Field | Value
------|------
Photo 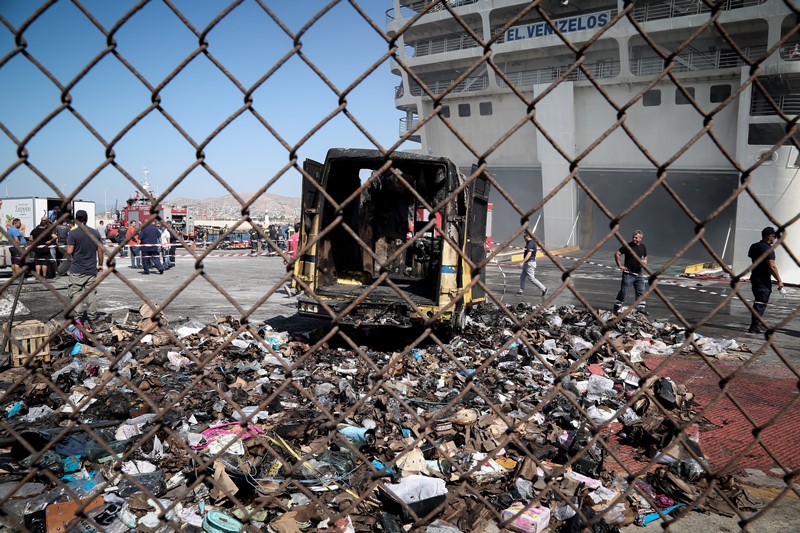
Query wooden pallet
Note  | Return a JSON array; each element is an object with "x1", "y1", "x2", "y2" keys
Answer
[{"x1": 10, "y1": 320, "x2": 51, "y2": 367}]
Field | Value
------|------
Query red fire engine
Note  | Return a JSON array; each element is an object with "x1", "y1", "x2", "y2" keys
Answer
[{"x1": 114, "y1": 169, "x2": 194, "y2": 236}]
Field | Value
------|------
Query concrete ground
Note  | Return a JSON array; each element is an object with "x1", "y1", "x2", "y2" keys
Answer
[{"x1": 1, "y1": 248, "x2": 798, "y2": 531}]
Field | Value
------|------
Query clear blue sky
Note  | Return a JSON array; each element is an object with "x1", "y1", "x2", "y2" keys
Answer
[{"x1": 0, "y1": 0, "x2": 408, "y2": 211}]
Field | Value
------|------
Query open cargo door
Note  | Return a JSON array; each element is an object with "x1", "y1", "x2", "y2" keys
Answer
[
  {"x1": 466, "y1": 164, "x2": 491, "y2": 300},
  {"x1": 73, "y1": 201, "x2": 96, "y2": 229},
  {"x1": 295, "y1": 158, "x2": 325, "y2": 289}
]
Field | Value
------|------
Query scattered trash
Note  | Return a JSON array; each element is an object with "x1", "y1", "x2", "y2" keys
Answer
[{"x1": 0, "y1": 304, "x2": 766, "y2": 531}]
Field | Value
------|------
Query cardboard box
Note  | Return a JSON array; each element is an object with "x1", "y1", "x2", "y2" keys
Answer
[{"x1": 501, "y1": 502, "x2": 551, "y2": 533}]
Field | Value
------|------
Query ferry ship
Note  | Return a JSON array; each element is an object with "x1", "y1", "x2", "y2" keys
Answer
[{"x1": 385, "y1": 0, "x2": 800, "y2": 284}]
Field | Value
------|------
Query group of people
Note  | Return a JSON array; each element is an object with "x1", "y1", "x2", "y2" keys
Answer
[
  {"x1": 5, "y1": 210, "x2": 104, "y2": 327},
  {"x1": 113, "y1": 220, "x2": 180, "y2": 275},
  {"x1": 190, "y1": 222, "x2": 299, "y2": 256},
  {"x1": 517, "y1": 226, "x2": 787, "y2": 334},
  {"x1": 5, "y1": 212, "x2": 185, "y2": 326},
  {"x1": 6, "y1": 217, "x2": 72, "y2": 278}
]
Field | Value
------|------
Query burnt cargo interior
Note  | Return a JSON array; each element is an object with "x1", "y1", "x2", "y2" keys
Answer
[{"x1": 314, "y1": 157, "x2": 459, "y2": 306}]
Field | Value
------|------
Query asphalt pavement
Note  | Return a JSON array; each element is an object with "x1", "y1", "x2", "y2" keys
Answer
[{"x1": 1, "y1": 249, "x2": 799, "y2": 530}]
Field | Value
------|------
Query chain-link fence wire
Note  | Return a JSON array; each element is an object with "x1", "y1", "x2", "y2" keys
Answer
[{"x1": 0, "y1": 0, "x2": 799, "y2": 531}]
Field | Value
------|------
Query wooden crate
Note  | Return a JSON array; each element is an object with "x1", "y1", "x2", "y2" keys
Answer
[{"x1": 10, "y1": 320, "x2": 51, "y2": 367}]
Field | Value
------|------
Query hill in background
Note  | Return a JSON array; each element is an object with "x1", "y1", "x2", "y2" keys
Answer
[{"x1": 169, "y1": 192, "x2": 300, "y2": 223}]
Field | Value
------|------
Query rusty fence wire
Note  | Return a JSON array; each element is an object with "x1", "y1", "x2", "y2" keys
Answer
[{"x1": 0, "y1": 0, "x2": 799, "y2": 532}]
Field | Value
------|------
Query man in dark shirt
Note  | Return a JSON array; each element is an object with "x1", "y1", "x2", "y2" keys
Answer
[
  {"x1": 29, "y1": 217, "x2": 55, "y2": 279},
  {"x1": 66, "y1": 210, "x2": 104, "y2": 323},
  {"x1": 116, "y1": 221, "x2": 128, "y2": 257},
  {"x1": 517, "y1": 231, "x2": 547, "y2": 298},
  {"x1": 168, "y1": 227, "x2": 179, "y2": 266},
  {"x1": 138, "y1": 220, "x2": 165, "y2": 274},
  {"x1": 613, "y1": 230, "x2": 648, "y2": 315},
  {"x1": 55, "y1": 219, "x2": 71, "y2": 276},
  {"x1": 747, "y1": 226, "x2": 786, "y2": 334}
]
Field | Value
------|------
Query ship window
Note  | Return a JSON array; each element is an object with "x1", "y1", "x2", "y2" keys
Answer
[
  {"x1": 441, "y1": 105, "x2": 450, "y2": 118},
  {"x1": 643, "y1": 90, "x2": 661, "y2": 107},
  {"x1": 480, "y1": 102, "x2": 493, "y2": 116},
  {"x1": 458, "y1": 103, "x2": 471, "y2": 117},
  {"x1": 748, "y1": 123, "x2": 799, "y2": 146},
  {"x1": 710, "y1": 84, "x2": 732, "y2": 103},
  {"x1": 675, "y1": 87, "x2": 695, "y2": 105}
]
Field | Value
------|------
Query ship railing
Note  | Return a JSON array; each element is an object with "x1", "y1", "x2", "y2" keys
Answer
[
  {"x1": 633, "y1": 0, "x2": 766, "y2": 23},
  {"x1": 386, "y1": 0, "x2": 480, "y2": 24},
  {"x1": 751, "y1": 94, "x2": 800, "y2": 116},
  {"x1": 410, "y1": 32, "x2": 481, "y2": 57},
  {"x1": 497, "y1": 60, "x2": 621, "y2": 87},
  {"x1": 399, "y1": 116, "x2": 420, "y2": 134},
  {"x1": 408, "y1": 75, "x2": 490, "y2": 96},
  {"x1": 631, "y1": 45, "x2": 767, "y2": 75}
]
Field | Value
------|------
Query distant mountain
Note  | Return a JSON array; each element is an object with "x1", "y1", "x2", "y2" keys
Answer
[{"x1": 167, "y1": 192, "x2": 300, "y2": 222}]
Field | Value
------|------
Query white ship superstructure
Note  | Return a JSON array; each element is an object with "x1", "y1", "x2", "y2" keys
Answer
[{"x1": 386, "y1": 0, "x2": 800, "y2": 284}]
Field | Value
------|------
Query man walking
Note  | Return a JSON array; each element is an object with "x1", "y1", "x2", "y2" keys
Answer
[
  {"x1": 138, "y1": 220, "x2": 165, "y2": 275},
  {"x1": 747, "y1": 226, "x2": 786, "y2": 334},
  {"x1": 517, "y1": 232, "x2": 548, "y2": 298},
  {"x1": 613, "y1": 229, "x2": 648, "y2": 315},
  {"x1": 66, "y1": 210, "x2": 104, "y2": 324}
]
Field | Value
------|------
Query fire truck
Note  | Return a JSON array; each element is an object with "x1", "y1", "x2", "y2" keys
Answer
[{"x1": 116, "y1": 170, "x2": 194, "y2": 236}]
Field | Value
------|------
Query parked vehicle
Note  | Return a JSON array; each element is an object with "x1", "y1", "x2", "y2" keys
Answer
[
  {"x1": 294, "y1": 148, "x2": 490, "y2": 331},
  {"x1": 0, "y1": 198, "x2": 96, "y2": 269},
  {"x1": 220, "y1": 230, "x2": 251, "y2": 249}
]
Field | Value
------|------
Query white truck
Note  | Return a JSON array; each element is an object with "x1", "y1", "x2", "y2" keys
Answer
[{"x1": 0, "y1": 197, "x2": 96, "y2": 269}]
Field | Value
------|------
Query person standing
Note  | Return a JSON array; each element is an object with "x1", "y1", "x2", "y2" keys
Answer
[
  {"x1": 7, "y1": 218, "x2": 27, "y2": 276},
  {"x1": 55, "y1": 219, "x2": 71, "y2": 276},
  {"x1": 168, "y1": 227, "x2": 179, "y2": 266},
  {"x1": 613, "y1": 230, "x2": 648, "y2": 315},
  {"x1": 66, "y1": 210, "x2": 104, "y2": 324},
  {"x1": 747, "y1": 226, "x2": 786, "y2": 334},
  {"x1": 160, "y1": 223, "x2": 173, "y2": 268},
  {"x1": 29, "y1": 217, "x2": 55, "y2": 279},
  {"x1": 249, "y1": 226, "x2": 259, "y2": 255},
  {"x1": 268, "y1": 225, "x2": 278, "y2": 254},
  {"x1": 126, "y1": 221, "x2": 141, "y2": 268},
  {"x1": 116, "y1": 221, "x2": 128, "y2": 257},
  {"x1": 138, "y1": 220, "x2": 164, "y2": 274},
  {"x1": 517, "y1": 232, "x2": 548, "y2": 298},
  {"x1": 286, "y1": 223, "x2": 300, "y2": 260}
]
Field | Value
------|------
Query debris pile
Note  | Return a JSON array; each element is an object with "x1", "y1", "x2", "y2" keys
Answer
[{"x1": 0, "y1": 302, "x2": 763, "y2": 532}]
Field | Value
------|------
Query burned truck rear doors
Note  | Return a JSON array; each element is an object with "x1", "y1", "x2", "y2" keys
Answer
[{"x1": 294, "y1": 149, "x2": 490, "y2": 330}]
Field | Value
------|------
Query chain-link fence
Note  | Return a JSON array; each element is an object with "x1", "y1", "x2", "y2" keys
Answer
[{"x1": 1, "y1": 0, "x2": 799, "y2": 531}]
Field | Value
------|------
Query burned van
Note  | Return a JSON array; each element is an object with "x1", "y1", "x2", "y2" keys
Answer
[{"x1": 293, "y1": 148, "x2": 490, "y2": 330}]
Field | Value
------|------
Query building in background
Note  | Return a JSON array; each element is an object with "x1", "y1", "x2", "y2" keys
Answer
[{"x1": 386, "y1": 0, "x2": 800, "y2": 283}]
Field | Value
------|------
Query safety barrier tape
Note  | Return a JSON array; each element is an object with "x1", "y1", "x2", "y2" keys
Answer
[{"x1": 2, "y1": 243, "x2": 283, "y2": 261}]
